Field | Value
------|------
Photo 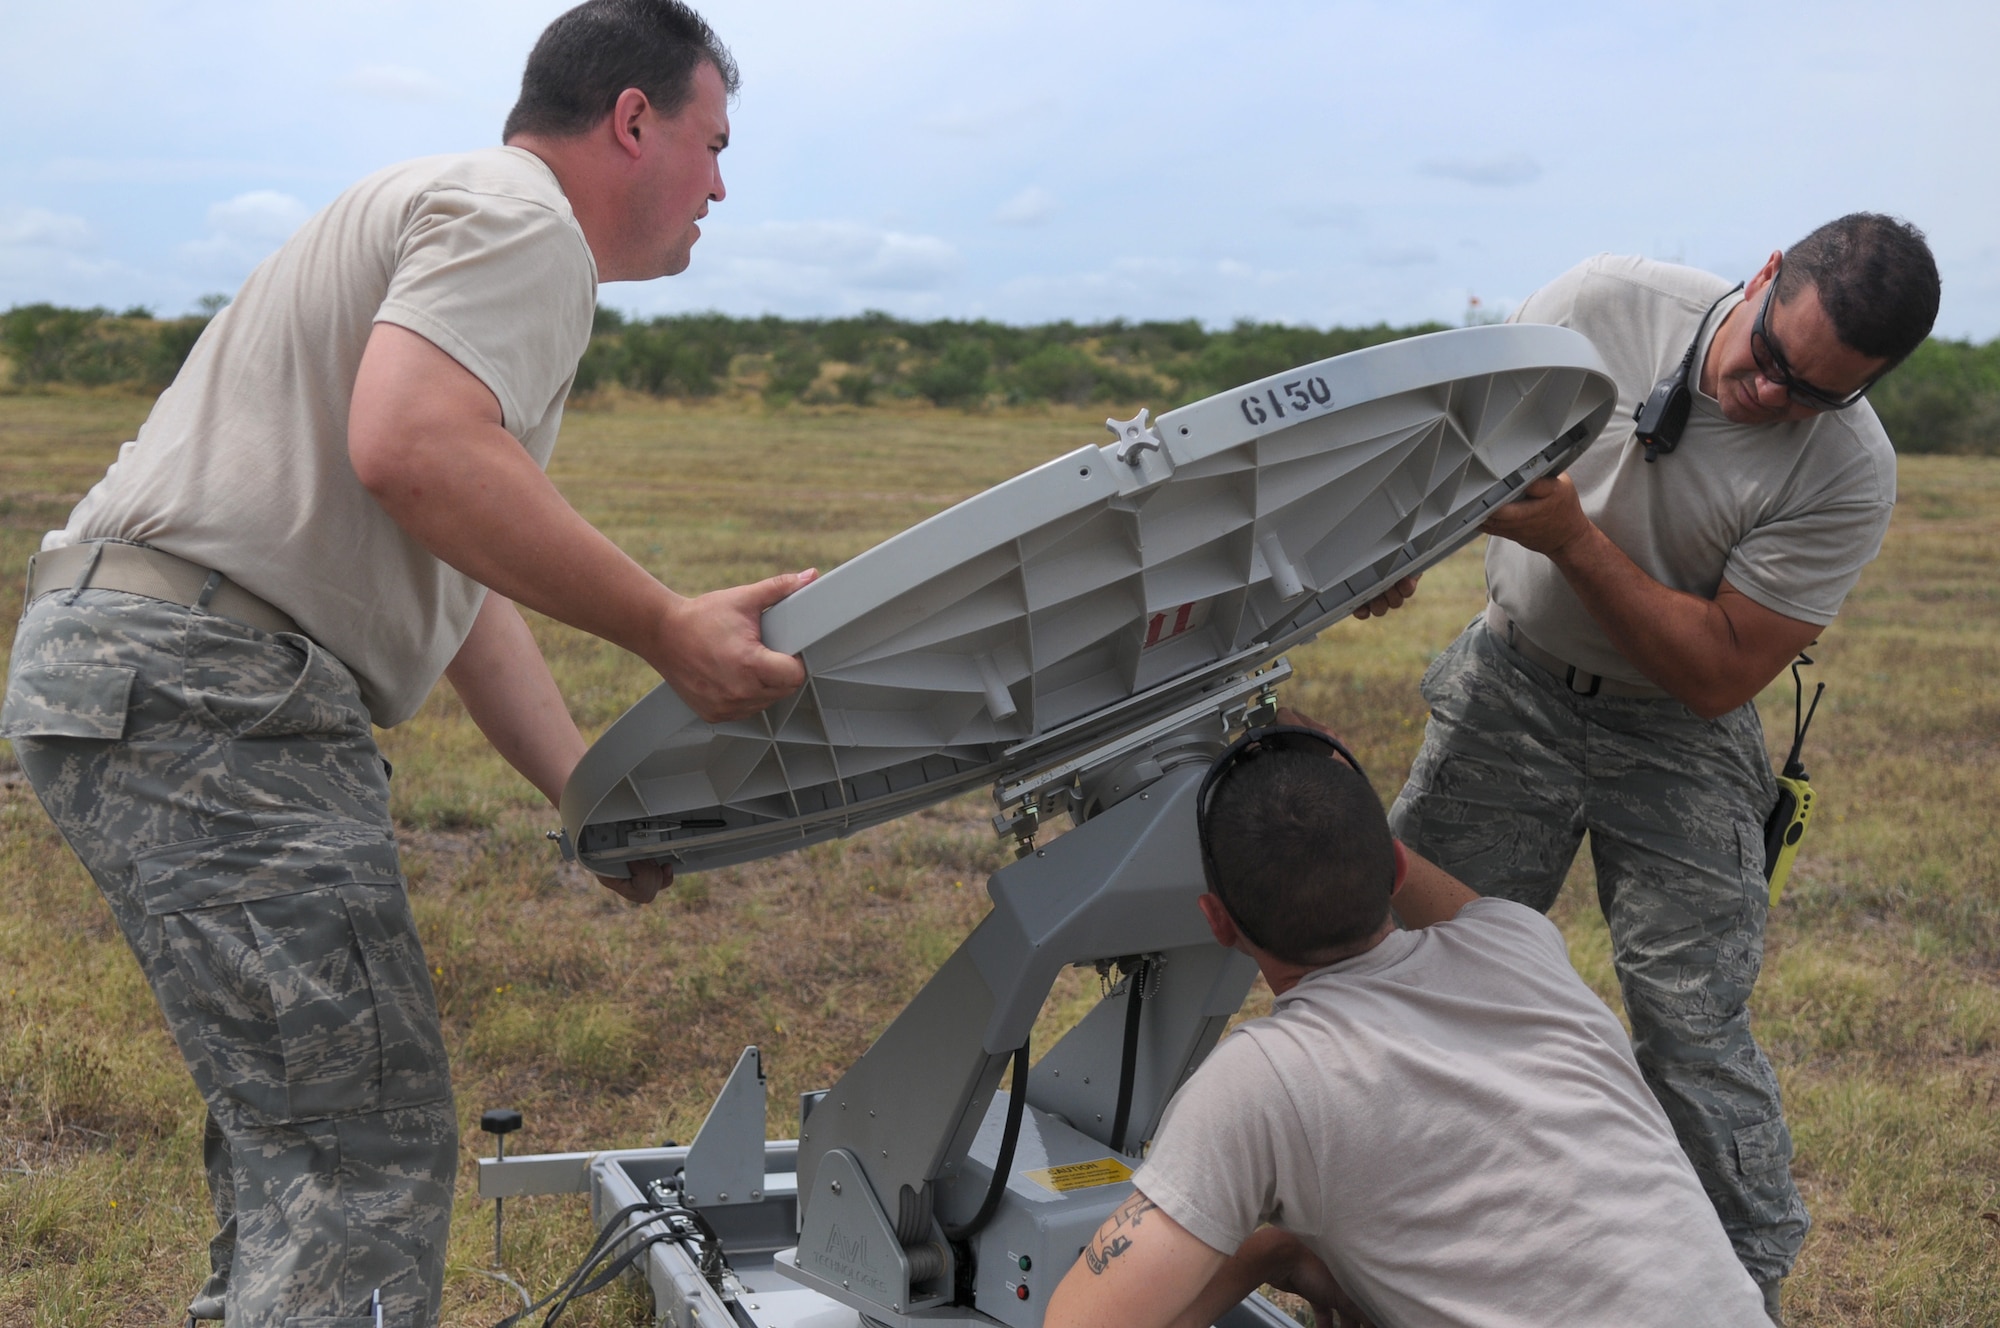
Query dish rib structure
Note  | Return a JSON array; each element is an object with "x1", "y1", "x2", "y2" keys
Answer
[{"x1": 563, "y1": 323, "x2": 1618, "y2": 875}]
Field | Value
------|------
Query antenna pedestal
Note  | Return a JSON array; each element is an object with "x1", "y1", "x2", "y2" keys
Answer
[{"x1": 784, "y1": 761, "x2": 1254, "y2": 1325}]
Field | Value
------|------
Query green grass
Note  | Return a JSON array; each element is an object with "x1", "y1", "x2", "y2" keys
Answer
[{"x1": 1, "y1": 394, "x2": 1996, "y2": 1325}]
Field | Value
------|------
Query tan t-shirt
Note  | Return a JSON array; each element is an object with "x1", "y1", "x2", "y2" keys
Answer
[
  {"x1": 1486, "y1": 254, "x2": 1896, "y2": 684},
  {"x1": 51, "y1": 146, "x2": 597, "y2": 726},
  {"x1": 1131, "y1": 899, "x2": 1769, "y2": 1328}
]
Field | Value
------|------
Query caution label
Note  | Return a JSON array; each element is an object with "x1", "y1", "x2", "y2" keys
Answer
[{"x1": 1022, "y1": 1157, "x2": 1134, "y2": 1194}]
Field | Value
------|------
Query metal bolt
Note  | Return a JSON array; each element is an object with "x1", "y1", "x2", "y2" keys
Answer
[
  {"x1": 843, "y1": 1280, "x2": 850, "y2": 1290},
  {"x1": 751, "y1": 1189, "x2": 761, "y2": 1200},
  {"x1": 831, "y1": 1180, "x2": 843, "y2": 1195},
  {"x1": 869, "y1": 1109, "x2": 876, "y2": 1117},
  {"x1": 881, "y1": 1149, "x2": 889, "y2": 1159},
  {"x1": 1082, "y1": 1076, "x2": 1091, "y2": 1084},
  {"x1": 718, "y1": 1192, "x2": 728, "y2": 1201}
]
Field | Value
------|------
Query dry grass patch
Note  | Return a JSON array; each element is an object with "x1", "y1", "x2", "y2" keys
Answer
[{"x1": 1, "y1": 396, "x2": 1996, "y2": 1324}]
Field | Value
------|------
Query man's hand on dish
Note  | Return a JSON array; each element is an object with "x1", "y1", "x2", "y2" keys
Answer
[
  {"x1": 654, "y1": 569, "x2": 816, "y2": 723},
  {"x1": 596, "y1": 857, "x2": 671, "y2": 905},
  {"x1": 1479, "y1": 474, "x2": 1594, "y2": 560},
  {"x1": 1351, "y1": 573, "x2": 1420, "y2": 620}
]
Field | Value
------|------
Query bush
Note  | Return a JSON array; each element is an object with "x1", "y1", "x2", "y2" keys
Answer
[
  {"x1": 912, "y1": 338, "x2": 992, "y2": 407},
  {"x1": 764, "y1": 344, "x2": 822, "y2": 403},
  {"x1": 1870, "y1": 337, "x2": 2000, "y2": 455},
  {"x1": 619, "y1": 319, "x2": 732, "y2": 397},
  {"x1": 10, "y1": 297, "x2": 1997, "y2": 448},
  {"x1": 1004, "y1": 343, "x2": 1155, "y2": 405},
  {"x1": 0, "y1": 304, "x2": 210, "y2": 390}
]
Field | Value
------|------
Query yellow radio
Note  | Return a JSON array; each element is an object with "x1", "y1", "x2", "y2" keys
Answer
[{"x1": 1762, "y1": 656, "x2": 1824, "y2": 907}]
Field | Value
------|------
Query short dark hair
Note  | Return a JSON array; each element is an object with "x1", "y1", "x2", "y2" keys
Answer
[
  {"x1": 1200, "y1": 747, "x2": 1395, "y2": 965},
  {"x1": 503, "y1": 0, "x2": 739, "y2": 141},
  {"x1": 1777, "y1": 213, "x2": 1940, "y2": 364}
]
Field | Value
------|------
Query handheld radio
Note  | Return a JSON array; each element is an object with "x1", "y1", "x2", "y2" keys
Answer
[
  {"x1": 1634, "y1": 283, "x2": 1743, "y2": 462},
  {"x1": 1762, "y1": 654, "x2": 1825, "y2": 906}
]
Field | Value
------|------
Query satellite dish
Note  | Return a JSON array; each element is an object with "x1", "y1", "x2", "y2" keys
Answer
[{"x1": 562, "y1": 323, "x2": 1616, "y2": 876}]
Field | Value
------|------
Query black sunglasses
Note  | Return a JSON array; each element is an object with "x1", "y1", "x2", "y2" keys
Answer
[
  {"x1": 1748, "y1": 266, "x2": 1884, "y2": 412},
  {"x1": 1195, "y1": 725, "x2": 1367, "y2": 949}
]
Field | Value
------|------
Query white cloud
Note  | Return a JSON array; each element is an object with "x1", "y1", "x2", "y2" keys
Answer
[
  {"x1": 920, "y1": 97, "x2": 1057, "y2": 138},
  {"x1": 208, "y1": 191, "x2": 313, "y2": 240},
  {"x1": 342, "y1": 63, "x2": 452, "y2": 103},
  {"x1": 0, "y1": 206, "x2": 128, "y2": 307},
  {"x1": 177, "y1": 190, "x2": 312, "y2": 282},
  {"x1": 1419, "y1": 153, "x2": 1542, "y2": 187},
  {"x1": 0, "y1": 206, "x2": 149, "y2": 308},
  {"x1": 1284, "y1": 201, "x2": 1363, "y2": 230},
  {"x1": 726, "y1": 220, "x2": 960, "y2": 291},
  {"x1": 994, "y1": 186, "x2": 1057, "y2": 227},
  {"x1": 0, "y1": 205, "x2": 96, "y2": 251},
  {"x1": 41, "y1": 157, "x2": 330, "y2": 184},
  {"x1": 1364, "y1": 243, "x2": 1438, "y2": 267},
  {"x1": 626, "y1": 220, "x2": 965, "y2": 315},
  {"x1": 993, "y1": 256, "x2": 1233, "y2": 322}
]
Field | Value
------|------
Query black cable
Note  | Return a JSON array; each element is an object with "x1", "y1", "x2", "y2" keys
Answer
[
  {"x1": 942, "y1": 1038, "x2": 1030, "y2": 1242},
  {"x1": 542, "y1": 1232, "x2": 678, "y2": 1327},
  {"x1": 1108, "y1": 958, "x2": 1148, "y2": 1153},
  {"x1": 488, "y1": 1199, "x2": 669, "y2": 1328}
]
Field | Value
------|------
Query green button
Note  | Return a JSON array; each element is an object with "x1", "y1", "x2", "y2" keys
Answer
[{"x1": 1018, "y1": 1255, "x2": 1032, "y2": 1272}]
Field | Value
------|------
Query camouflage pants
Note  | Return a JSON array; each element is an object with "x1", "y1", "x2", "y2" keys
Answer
[
  {"x1": 1386, "y1": 619, "x2": 1808, "y2": 1284},
  {"x1": 2, "y1": 588, "x2": 455, "y2": 1327}
]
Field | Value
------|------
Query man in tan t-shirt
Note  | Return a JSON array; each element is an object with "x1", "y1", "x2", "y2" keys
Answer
[
  {"x1": 1045, "y1": 715, "x2": 1772, "y2": 1328},
  {"x1": 1380, "y1": 215, "x2": 1940, "y2": 1318},
  {"x1": 2, "y1": 4, "x2": 795, "y2": 1325}
]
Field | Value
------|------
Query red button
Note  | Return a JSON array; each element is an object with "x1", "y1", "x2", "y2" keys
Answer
[{"x1": 1016, "y1": 1284, "x2": 1030, "y2": 1301}]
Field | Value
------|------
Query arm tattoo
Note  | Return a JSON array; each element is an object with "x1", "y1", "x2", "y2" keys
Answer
[{"x1": 1083, "y1": 1193, "x2": 1159, "y2": 1275}]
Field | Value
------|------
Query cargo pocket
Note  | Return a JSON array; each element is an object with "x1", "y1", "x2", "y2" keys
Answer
[
  {"x1": 1734, "y1": 1115, "x2": 1792, "y2": 1177},
  {"x1": 0, "y1": 661, "x2": 137, "y2": 740},
  {"x1": 137, "y1": 822, "x2": 448, "y2": 1124}
]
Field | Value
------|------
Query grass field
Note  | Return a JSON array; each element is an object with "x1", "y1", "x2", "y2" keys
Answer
[{"x1": 1, "y1": 390, "x2": 1995, "y2": 1326}]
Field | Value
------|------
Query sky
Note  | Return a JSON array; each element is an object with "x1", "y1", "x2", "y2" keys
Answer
[{"x1": 4, "y1": 0, "x2": 1997, "y2": 338}]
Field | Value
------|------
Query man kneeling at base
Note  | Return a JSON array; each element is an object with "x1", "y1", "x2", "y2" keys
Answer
[{"x1": 1045, "y1": 714, "x2": 1773, "y2": 1328}]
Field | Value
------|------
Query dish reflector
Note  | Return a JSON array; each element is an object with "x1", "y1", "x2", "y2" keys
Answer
[{"x1": 563, "y1": 323, "x2": 1616, "y2": 874}]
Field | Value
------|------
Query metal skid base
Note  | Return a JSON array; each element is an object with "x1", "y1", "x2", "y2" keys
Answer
[{"x1": 486, "y1": 1134, "x2": 1299, "y2": 1328}]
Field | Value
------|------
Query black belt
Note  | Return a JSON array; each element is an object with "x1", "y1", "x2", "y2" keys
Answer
[
  {"x1": 1483, "y1": 603, "x2": 1671, "y2": 700},
  {"x1": 25, "y1": 542, "x2": 301, "y2": 639}
]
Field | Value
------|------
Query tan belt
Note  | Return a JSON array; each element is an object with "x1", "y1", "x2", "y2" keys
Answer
[
  {"x1": 1483, "y1": 603, "x2": 1671, "y2": 700},
  {"x1": 24, "y1": 542, "x2": 301, "y2": 639}
]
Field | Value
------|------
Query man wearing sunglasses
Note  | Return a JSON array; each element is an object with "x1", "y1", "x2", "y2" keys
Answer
[
  {"x1": 1046, "y1": 715, "x2": 1771, "y2": 1328},
  {"x1": 1382, "y1": 214, "x2": 1940, "y2": 1318}
]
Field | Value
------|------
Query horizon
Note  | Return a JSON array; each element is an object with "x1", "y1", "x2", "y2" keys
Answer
[{"x1": 5, "y1": 1, "x2": 1997, "y2": 340}]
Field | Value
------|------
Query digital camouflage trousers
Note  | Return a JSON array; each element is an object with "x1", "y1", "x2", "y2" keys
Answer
[
  {"x1": 2, "y1": 587, "x2": 455, "y2": 1327},
  {"x1": 1386, "y1": 618, "x2": 1808, "y2": 1285}
]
